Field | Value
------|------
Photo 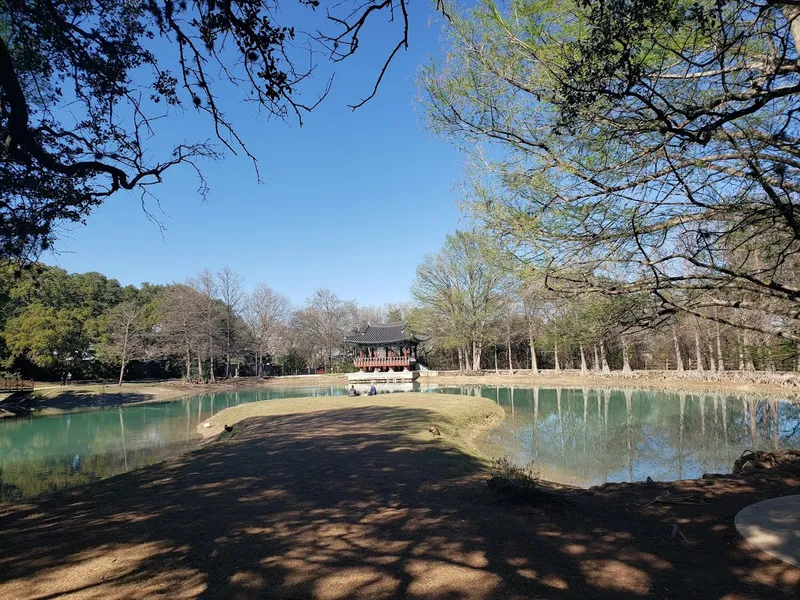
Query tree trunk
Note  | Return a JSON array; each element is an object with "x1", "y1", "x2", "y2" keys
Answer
[
  {"x1": 118, "y1": 360, "x2": 127, "y2": 387},
  {"x1": 472, "y1": 340, "x2": 482, "y2": 372},
  {"x1": 783, "y1": 6, "x2": 800, "y2": 57},
  {"x1": 672, "y1": 327, "x2": 684, "y2": 372},
  {"x1": 118, "y1": 329, "x2": 129, "y2": 386},
  {"x1": 579, "y1": 344, "x2": 588, "y2": 375},
  {"x1": 694, "y1": 329, "x2": 704, "y2": 372},
  {"x1": 185, "y1": 349, "x2": 192, "y2": 382},
  {"x1": 457, "y1": 347, "x2": 464, "y2": 371},
  {"x1": 494, "y1": 347, "x2": 499, "y2": 374},
  {"x1": 507, "y1": 326, "x2": 513, "y2": 374},
  {"x1": 707, "y1": 342, "x2": 716, "y2": 372},
  {"x1": 600, "y1": 340, "x2": 610, "y2": 373},
  {"x1": 464, "y1": 345, "x2": 472, "y2": 372},
  {"x1": 593, "y1": 345, "x2": 600, "y2": 371},
  {"x1": 553, "y1": 340, "x2": 561, "y2": 372},
  {"x1": 621, "y1": 336, "x2": 632, "y2": 374},
  {"x1": 118, "y1": 320, "x2": 131, "y2": 386},
  {"x1": 208, "y1": 331, "x2": 216, "y2": 383},
  {"x1": 197, "y1": 355, "x2": 204, "y2": 383},
  {"x1": 528, "y1": 319, "x2": 538, "y2": 375},
  {"x1": 738, "y1": 333, "x2": 745, "y2": 370},
  {"x1": 678, "y1": 393, "x2": 685, "y2": 479},
  {"x1": 715, "y1": 320, "x2": 725, "y2": 371},
  {"x1": 742, "y1": 333, "x2": 755, "y2": 371}
]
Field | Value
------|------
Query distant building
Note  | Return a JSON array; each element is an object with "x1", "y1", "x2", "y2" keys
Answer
[{"x1": 345, "y1": 323, "x2": 428, "y2": 380}]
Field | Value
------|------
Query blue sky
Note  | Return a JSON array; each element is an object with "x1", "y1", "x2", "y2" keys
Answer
[{"x1": 44, "y1": 6, "x2": 467, "y2": 307}]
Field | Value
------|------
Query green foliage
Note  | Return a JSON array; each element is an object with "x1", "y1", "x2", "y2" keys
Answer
[
  {"x1": 3, "y1": 302, "x2": 88, "y2": 369},
  {"x1": 422, "y1": 0, "x2": 800, "y2": 340},
  {"x1": 279, "y1": 351, "x2": 308, "y2": 375},
  {"x1": 411, "y1": 230, "x2": 507, "y2": 361}
]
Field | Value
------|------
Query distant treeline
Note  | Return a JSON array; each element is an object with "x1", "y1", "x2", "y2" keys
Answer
[
  {"x1": 2, "y1": 247, "x2": 798, "y2": 385},
  {"x1": 0, "y1": 264, "x2": 414, "y2": 384},
  {"x1": 410, "y1": 231, "x2": 800, "y2": 375}
]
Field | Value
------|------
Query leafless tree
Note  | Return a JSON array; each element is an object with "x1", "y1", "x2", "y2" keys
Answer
[
  {"x1": 156, "y1": 284, "x2": 205, "y2": 381},
  {"x1": 411, "y1": 231, "x2": 505, "y2": 371},
  {"x1": 217, "y1": 267, "x2": 245, "y2": 378},
  {"x1": 98, "y1": 301, "x2": 149, "y2": 385},
  {"x1": 245, "y1": 283, "x2": 291, "y2": 376},
  {"x1": 189, "y1": 269, "x2": 223, "y2": 383},
  {"x1": 292, "y1": 289, "x2": 357, "y2": 372}
]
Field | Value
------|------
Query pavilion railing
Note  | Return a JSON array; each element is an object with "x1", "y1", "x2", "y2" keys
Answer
[{"x1": 353, "y1": 357, "x2": 412, "y2": 368}]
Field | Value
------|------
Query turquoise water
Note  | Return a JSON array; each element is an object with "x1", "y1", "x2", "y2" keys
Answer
[
  {"x1": 436, "y1": 385, "x2": 800, "y2": 487},
  {"x1": 1, "y1": 384, "x2": 798, "y2": 500}
]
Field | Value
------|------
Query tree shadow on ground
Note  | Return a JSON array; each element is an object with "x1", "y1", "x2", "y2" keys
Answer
[
  {"x1": 0, "y1": 405, "x2": 797, "y2": 599},
  {"x1": 28, "y1": 389, "x2": 162, "y2": 412}
]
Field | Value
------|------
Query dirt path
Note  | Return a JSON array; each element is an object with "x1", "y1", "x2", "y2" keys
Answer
[{"x1": 0, "y1": 396, "x2": 797, "y2": 599}]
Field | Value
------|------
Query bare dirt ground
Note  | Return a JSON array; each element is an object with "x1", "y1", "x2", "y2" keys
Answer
[{"x1": 0, "y1": 393, "x2": 797, "y2": 599}]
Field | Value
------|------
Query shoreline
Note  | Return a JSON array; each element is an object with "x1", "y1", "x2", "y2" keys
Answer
[
  {"x1": 0, "y1": 375, "x2": 350, "y2": 419},
  {"x1": 1, "y1": 392, "x2": 797, "y2": 598},
  {"x1": 197, "y1": 393, "x2": 506, "y2": 460},
  {"x1": 2, "y1": 368, "x2": 799, "y2": 421},
  {"x1": 419, "y1": 369, "x2": 800, "y2": 398}
]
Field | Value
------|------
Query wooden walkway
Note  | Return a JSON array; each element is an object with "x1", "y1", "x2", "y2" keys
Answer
[{"x1": 0, "y1": 378, "x2": 34, "y2": 393}]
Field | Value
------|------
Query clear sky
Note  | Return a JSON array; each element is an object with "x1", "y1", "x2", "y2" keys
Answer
[{"x1": 43, "y1": 6, "x2": 467, "y2": 307}]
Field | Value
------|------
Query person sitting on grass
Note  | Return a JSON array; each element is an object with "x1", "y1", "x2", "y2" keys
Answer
[
  {"x1": 348, "y1": 385, "x2": 360, "y2": 397},
  {"x1": 368, "y1": 384, "x2": 377, "y2": 396}
]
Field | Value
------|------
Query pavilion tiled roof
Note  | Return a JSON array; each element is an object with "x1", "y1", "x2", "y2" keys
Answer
[{"x1": 345, "y1": 323, "x2": 427, "y2": 345}]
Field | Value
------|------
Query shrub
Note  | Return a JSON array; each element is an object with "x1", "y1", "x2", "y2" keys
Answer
[{"x1": 488, "y1": 456, "x2": 540, "y2": 492}]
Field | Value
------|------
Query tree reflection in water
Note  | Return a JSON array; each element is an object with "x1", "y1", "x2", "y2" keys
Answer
[{"x1": 1, "y1": 384, "x2": 798, "y2": 499}]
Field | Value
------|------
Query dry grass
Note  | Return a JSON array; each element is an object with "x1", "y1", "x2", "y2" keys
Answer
[
  {"x1": 422, "y1": 370, "x2": 800, "y2": 398},
  {"x1": 201, "y1": 392, "x2": 505, "y2": 459}
]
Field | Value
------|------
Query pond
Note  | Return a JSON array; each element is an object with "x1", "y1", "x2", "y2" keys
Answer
[
  {"x1": 0, "y1": 383, "x2": 798, "y2": 501},
  {"x1": 441, "y1": 385, "x2": 800, "y2": 487}
]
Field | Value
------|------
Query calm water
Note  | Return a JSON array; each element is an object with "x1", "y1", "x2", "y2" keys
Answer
[
  {"x1": 1, "y1": 384, "x2": 798, "y2": 500},
  {"x1": 440, "y1": 385, "x2": 800, "y2": 487}
]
